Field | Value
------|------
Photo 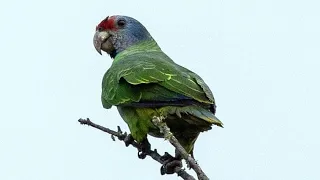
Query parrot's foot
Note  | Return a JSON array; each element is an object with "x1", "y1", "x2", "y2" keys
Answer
[
  {"x1": 123, "y1": 134, "x2": 134, "y2": 147},
  {"x1": 137, "y1": 138, "x2": 151, "y2": 159},
  {"x1": 160, "y1": 152, "x2": 182, "y2": 175}
]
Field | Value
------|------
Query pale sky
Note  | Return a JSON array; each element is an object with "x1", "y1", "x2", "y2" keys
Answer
[{"x1": 1, "y1": 0, "x2": 319, "y2": 180}]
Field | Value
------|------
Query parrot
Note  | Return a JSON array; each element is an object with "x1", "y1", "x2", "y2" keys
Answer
[{"x1": 93, "y1": 15, "x2": 223, "y2": 170}]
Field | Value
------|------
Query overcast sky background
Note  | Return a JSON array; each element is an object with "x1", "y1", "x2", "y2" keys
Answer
[{"x1": 1, "y1": 0, "x2": 319, "y2": 180}]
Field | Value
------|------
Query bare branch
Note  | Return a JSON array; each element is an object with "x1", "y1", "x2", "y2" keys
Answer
[
  {"x1": 152, "y1": 116, "x2": 210, "y2": 180},
  {"x1": 78, "y1": 118, "x2": 195, "y2": 180}
]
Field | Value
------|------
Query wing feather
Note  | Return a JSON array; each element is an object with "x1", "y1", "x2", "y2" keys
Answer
[{"x1": 101, "y1": 51, "x2": 215, "y2": 108}]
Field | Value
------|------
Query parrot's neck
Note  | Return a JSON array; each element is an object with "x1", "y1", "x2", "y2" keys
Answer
[{"x1": 113, "y1": 40, "x2": 161, "y2": 62}]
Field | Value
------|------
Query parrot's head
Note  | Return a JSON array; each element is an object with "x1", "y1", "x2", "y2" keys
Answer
[{"x1": 93, "y1": 15, "x2": 154, "y2": 58}]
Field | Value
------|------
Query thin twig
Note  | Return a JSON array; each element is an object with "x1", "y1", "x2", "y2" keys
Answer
[
  {"x1": 152, "y1": 116, "x2": 209, "y2": 180},
  {"x1": 78, "y1": 118, "x2": 195, "y2": 180}
]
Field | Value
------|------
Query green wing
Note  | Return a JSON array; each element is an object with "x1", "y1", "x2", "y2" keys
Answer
[{"x1": 102, "y1": 51, "x2": 215, "y2": 108}]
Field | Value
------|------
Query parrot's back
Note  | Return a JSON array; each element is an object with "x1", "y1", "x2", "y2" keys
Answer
[{"x1": 101, "y1": 41, "x2": 222, "y2": 154}]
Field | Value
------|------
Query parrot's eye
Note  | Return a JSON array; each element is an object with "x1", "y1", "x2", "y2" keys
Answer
[{"x1": 117, "y1": 19, "x2": 126, "y2": 27}]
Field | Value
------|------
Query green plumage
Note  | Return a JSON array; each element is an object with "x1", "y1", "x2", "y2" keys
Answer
[{"x1": 102, "y1": 40, "x2": 222, "y2": 155}]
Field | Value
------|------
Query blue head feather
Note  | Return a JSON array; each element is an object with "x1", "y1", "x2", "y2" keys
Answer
[{"x1": 109, "y1": 16, "x2": 155, "y2": 57}]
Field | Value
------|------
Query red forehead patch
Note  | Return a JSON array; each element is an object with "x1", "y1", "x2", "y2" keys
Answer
[{"x1": 96, "y1": 16, "x2": 116, "y2": 30}]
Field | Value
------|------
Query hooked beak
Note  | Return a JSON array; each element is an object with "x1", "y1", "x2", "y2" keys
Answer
[{"x1": 93, "y1": 31, "x2": 110, "y2": 55}]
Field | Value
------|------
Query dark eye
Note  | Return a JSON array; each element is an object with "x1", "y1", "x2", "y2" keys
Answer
[{"x1": 117, "y1": 19, "x2": 126, "y2": 27}]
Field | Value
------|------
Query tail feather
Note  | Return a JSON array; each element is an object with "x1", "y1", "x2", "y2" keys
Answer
[
  {"x1": 160, "y1": 105, "x2": 223, "y2": 127},
  {"x1": 158, "y1": 105, "x2": 223, "y2": 157}
]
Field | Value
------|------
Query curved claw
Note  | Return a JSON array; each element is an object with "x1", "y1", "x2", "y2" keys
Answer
[
  {"x1": 161, "y1": 159, "x2": 182, "y2": 175},
  {"x1": 137, "y1": 138, "x2": 151, "y2": 159},
  {"x1": 138, "y1": 151, "x2": 147, "y2": 159}
]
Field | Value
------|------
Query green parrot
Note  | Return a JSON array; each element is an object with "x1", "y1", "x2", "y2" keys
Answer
[{"x1": 93, "y1": 15, "x2": 223, "y2": 159}]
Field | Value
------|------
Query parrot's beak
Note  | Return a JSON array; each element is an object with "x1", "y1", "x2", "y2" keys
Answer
[{"x1": 93, "y1": 31, "x2": 110, "y2": 55}]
